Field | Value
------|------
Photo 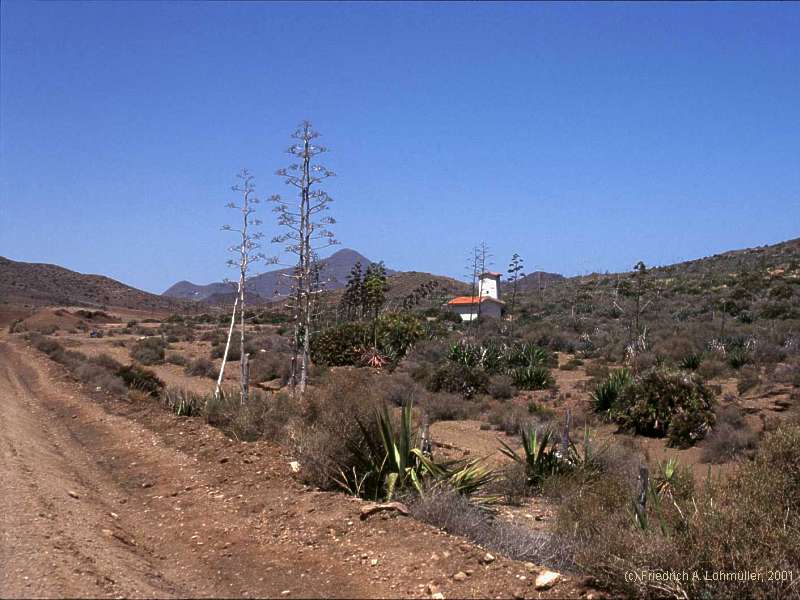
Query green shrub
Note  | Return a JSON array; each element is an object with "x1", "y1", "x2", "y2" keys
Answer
[
  {"x1": 130, "y1": 337, "x2": 166, "y2": 365},
  {"x1": 116, "y1": 364, "x2": 164, "y2": 397},
  {"x1": 310, "y1": 322, "x2": 370, "y2": 366},
  {"x1": 377, "y1": 312, "x2": 426, "y2": 361},
  {"x1": 428, "y1": 362, "x2": 489, "y2": 398},
  {"x1": 613, "y1": 368, "x2": 716, "y2": 447}
]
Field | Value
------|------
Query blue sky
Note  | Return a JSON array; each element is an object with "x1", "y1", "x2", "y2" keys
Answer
[{"x1": 1, "y1": 1, "x2": 798, "y2": 293}]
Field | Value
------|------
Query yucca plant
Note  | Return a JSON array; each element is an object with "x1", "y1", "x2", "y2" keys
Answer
[
  {"x1": 163, "y1": 388, "x2": 204, "y2": 417},
  {"x1": 591, "y1": 368, "x2": 633, "y2": 413},
  {"x1": 727, "y1": 346, "x2": 750, "y2": 369},
  {"x1": 479, "y1": 342, "x2": 505, "y2": 374},
  {"x1": 678, "y1": 352, "x2": 703, "y2": 371},
  {"x1": 448, "y1": 341, "x2": 482, "y2": 368},
  {"x1": 339, "y1": 401, "x2": 495, "y2": 501},
  {"x1": 512, "y1": 365, "x2": 554, "y2": 390},
  {"x1": 505, "y1": 342, "x2": 549, "y2": 369},
  {"x1": 499, "y1": 427, "x2": 563, "y2": 488}
]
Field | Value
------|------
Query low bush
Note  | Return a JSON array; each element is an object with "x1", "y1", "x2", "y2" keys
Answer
[
  {"x1": 184, "y1": 357, "x2": 219, "y2": 379},
  {"x1": 249, "y1": 352, "x2": 291, "y2": 384},
  {"x1": 428, "y1": 362, "x2": 489, "y2": 398},
  {"x1": 697, "y1": 356, "x2": 728, "y2": 380},
  {"x1": 559, "y1": 356, "x2": 584, "y2": 370},
  {"x1": 205, "y1": 389, "x2": 296, "y2": 442},
  {"x1": 558, "y1": 425, "x2": 800, "y2": 598},
  {"x1": 211, "y1": 338, "x2": 242, "y2": 361},
  {"x1": 737, "y1": 365, "x2": 761, "y2": 394},
  {"x1": 701, "y1": 404, "x2": 758, "y2": 463},
  {"x1": 309, "y1": 322, "x2": 369, "y2": 367},
  {"x1": 612, "y1": 368, "x2": 716, "y2": 447},
  {"x1": 116, "y1": 364, "x2": 164, "y2": 397},
  {"x1": 166, "y1": 352, "x2": 188, "y2": 366},
  {"x1": 409, "y1": 487, "x2": 566, "y2": 567},
  {"x1": 130, "y1": 337, "x2": 166, "y2": 365},
  {"x1": 293, "y1": 370, "x2": 386, "y2": 490},
  {"x1": 422, "y1": 392, "x2": 478, "y2": 422},
  {"x1": 487, "y1": 374, "x2": 515, "y2": 399}
]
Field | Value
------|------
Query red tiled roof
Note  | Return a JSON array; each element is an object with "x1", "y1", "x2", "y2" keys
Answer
[
  {"x1": 447, "y1": 295, "x2": 504, "y2": 306},
  {"x1": 480, "y1": 271, "x2": 502, "y2": 278}
]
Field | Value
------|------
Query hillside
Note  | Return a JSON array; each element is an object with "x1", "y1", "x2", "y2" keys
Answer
[
  {"x1": 163, "y1": 248, "x2": 392, "y2": 302},
  {"x1": 0, "y1": 256, "x2": 186, "y2": 311},
  {"x1": 511, "y1": 237, "x2": 800, "y2": 358}
]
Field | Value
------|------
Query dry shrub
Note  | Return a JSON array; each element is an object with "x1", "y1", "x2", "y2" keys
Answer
[
  {"x1": 409, "y1": 487, "x2": 566, "y2": 567},
  {"x1": 249, "y1": 351, "x2": 291, "y2": 384},
  {"x1": 423, "y1": 392, "x2": 480, "y2": 422},
  {"x1": 487, "y1": 401, "x2": 550, "y2": 435},
  {"x1": 292, "y1": 370, "x2": 386, "y2": 490},
  {"x1": 697, "y1": 356, "x2": 728, "y2": 380},
  {"x1": 130, "y1": 337, "x2": 166, "y2": 365},
  {"x1": 736, "y1": 365, "x2": 761, "y2": 394},
  {"x1": 701, "y1": 404, "x2": 758, "y2": 463},
  {"x1": 184, "y1": 357, "x2": 218, "y2": 379},
  {"x1": 773, "y1": 359, "x2": 800, "y2": 387},
  {"x1": 557, "y1": 425, "x2": 800, "y2": 599},
  {"x1": 488, "y1": 374, "x2": 515, "y2": 399},
  {"x1": 166, "y1": 352, "x2": 188, "y2": 366},
  {"x1": 73, "y1": 362, "x2": 127, "y2": 395},
  {"x1": 204, "y1": 389, "x2": 296, "y2": 442},
  {"x1": 376, "y1": 371, "x2": 420, "y2": 407}
]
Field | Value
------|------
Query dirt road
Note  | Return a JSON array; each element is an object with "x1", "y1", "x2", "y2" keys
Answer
[{"x1": 0, "y1": 335, "x2": 586, "y2": 599}]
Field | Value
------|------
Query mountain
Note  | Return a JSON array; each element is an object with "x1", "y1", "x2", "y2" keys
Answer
[
  {"x1": 163, "y1": 248, "x2": 392, "y2": 303},
  {"x1": 507, "y1": 270, "x2": 565, "y2": 292},
  {"x1": 0, "y1": 256, "x2": 186, "y2": 311}
]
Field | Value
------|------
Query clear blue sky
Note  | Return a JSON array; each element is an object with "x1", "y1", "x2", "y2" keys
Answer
[{"x1": 2, "y1": 1, "x2": 798, "y2": 293}]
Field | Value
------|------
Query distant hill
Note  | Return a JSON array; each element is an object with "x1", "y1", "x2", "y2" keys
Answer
[
  {"x1": 163, "y1": 248, "x2": 394, "y2": 303},
  {"x1": 513, "y1": 237, "x2": 800, "y2": 325},
  {"x1": 506, "y1": 270, "x2": 565, "y2": 292},
  {"x1": 0, "y1": 256, "x2": 186, "y2": 311}
]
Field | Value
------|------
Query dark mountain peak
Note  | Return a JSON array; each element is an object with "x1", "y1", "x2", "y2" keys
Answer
[{"x1": 163, "y1": 248, "x2": 390, "y2": 303}]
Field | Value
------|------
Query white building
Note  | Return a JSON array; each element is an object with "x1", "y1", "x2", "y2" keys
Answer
[{"x1": 446, "y1": 271, "x2": 505, "y2": 321}]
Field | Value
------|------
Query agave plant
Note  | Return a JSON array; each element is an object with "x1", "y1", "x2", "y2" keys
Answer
[
  {"x1": 678, "y1": 352, "x2": 703, "y2": 371},
  {"x1": 163, "y1": 388, "x2": 204, "y2": 417},
  {"x1": 505, "y1": 342, "x2": 550, "y2": 369},
  {"x1": 339, "y1": 401, "x2": 495, "y2": 502},
  {"x1": 591, "y1": 368, "x2": 633, "y2": 413},
  {"x1": 360, "y1": 346, "x2": 389, "y2": 369},
  {"x1": 512, "y1": 365, "x2": 554, "y2": 390},
  {"x1": 448, "y1": 341, "x2": 482, "y2": 368},
  {"x1": 498, "y1": 427, "x2": 563, "y2": 487}
]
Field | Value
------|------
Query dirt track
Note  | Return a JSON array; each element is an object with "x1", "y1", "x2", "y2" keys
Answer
[{"x1": 0, "y1": 335, "x2": 588, "y2": 599}]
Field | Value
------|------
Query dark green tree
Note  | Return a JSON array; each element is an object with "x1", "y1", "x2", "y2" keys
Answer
[
  {"x1": 507, "y1": 253, "x2": 525, "y2": 320},
  {"x1": 340, "y1": 261, "x2": 364, "y2": 321},
  {"x1": 363, "y1": 262, "x2": 389, "y2": 343}
]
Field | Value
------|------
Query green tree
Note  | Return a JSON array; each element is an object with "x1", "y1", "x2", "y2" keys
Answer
[
  {"x1": 507, "y1": 253, "x2": 525, "y2": 321},
  {"x1": 363, "y1": 262, "x2": 389, "y2": 343},
  {"x1": 340, "y1": 261, "x2": 365, "y2": 321}
]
